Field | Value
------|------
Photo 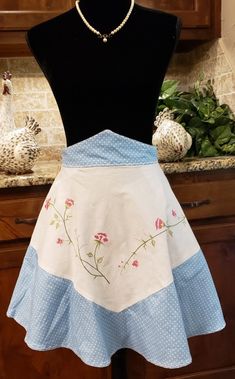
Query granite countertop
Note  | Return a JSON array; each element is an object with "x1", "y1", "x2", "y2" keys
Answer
[
  {"x1": 1, "y1": 156, "x2": 235, "y2": 189},
  {"x1": 160, "y1": 155, "x2": 235, "y2": 174},
  {"x1": 0, "y1": 161, "x2": 61, "y2": 189}
]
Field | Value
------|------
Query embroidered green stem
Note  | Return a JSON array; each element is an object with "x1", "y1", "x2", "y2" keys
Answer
[
  {"x1": 93, "y1": 242, "x2": 100, "y2": 270},
  {"x1": 75, "y1": 234, "x2": 110, "y2": 284},
  {"x1": 122, "y1": 216, "x2": 186, "y2": 271},
  {"x1": 49, "y1": 201, "x2": 110, "y2": 284},
  {"x1": 50, "y1": 203, "x2": 74, "y2": 245}
]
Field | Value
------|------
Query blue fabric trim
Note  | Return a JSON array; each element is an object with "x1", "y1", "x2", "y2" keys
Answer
[
  {"x1": 62, "y1": 130, "x2": 157, "y2": 167},
  {"x1": 7, "y1": 247, "x2": 225, "y2": 368}
]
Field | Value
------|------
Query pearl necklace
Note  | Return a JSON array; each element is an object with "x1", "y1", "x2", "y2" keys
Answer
[{"x1": 75, "y1": 0, "x2": 135, "y2": 43}]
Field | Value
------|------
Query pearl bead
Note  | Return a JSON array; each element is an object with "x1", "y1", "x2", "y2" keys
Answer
[{"x1": 75, "y1": 0, "x2": 135, "y2": 43}]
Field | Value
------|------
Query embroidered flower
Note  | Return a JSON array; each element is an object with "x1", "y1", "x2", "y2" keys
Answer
[
  {"x1": 172, "y1": 209, "x2": 177, "y2": 217},
  {"x1": 65, "y1": 198, "x2": 74, "y2": 208},
  {"x1": 56, "y1": 238, "x2": 64, "y2": 245},
  {"x1": 132, "y1": 260, "x2": 139, "y2": 268},
  {"x1": 94, "y1": 232, "x2": 109, "y2": 244},
  {"x1": 155, "y1": 218, "x2": 165, "y2": 230},
  {"x1": 44, "y1": 198, "x2": 51, "y2": 210}
]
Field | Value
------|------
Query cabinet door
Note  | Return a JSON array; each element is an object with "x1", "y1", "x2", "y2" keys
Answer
[
  {"x1": 0, "y1": 0, "x2": 74, "y2": 30},
  {"x1": 136, "y1": 0, "x2": 221, "y2": 39},
  {"x1": 0, "y1": 0, "x2": 74, "y2": 56}
]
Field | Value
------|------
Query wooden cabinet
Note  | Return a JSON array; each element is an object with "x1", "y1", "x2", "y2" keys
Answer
[
  {"x1": 0, "y1": 0, "x2": 74, "y2": 56},
  {"x1": 126, "y1": 168, "x2": 235, "y2": 379},
  {"x1": 1, "y1": 167, "x2": 235, "y2": 379},
  {"x1": 136, "y1": 0, "x2": 221, "y2": 40},
  {"x1": 0, "y1": 184, "x2": 112, "y2": 379},
  {"x1": 0, "y1": 0, "x2": 221, "y2": 56}
]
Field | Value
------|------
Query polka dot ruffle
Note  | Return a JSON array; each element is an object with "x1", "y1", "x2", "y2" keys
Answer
[{"x1": 7, "y1": 247, "x2": 225, "y2": 368}]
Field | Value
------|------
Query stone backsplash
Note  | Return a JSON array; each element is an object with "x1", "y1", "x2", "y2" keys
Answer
[
  {"x1": 0, "y1": 57, "x2": 65, "y2": 161},
  {"x1": 167, "y1": 40, "x2": 235, "y2": 113},
  {"x1": 0, "y1": 40, "x2": 235, "y2": 161}
]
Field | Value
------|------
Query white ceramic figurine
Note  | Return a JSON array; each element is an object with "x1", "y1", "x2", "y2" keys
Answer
[
  {"x1": 0, "y1": 71, "x2": 16, "y2": 136},
  {"x1": 0, "y1": 116, "x2": 41, "y2": 174},
  {"x1": 152, "y1": 108, "x2": 192, "y2": 162}
]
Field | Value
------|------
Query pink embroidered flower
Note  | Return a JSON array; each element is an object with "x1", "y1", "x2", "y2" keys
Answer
[
  {"x1": 65, "y1": 198, "x2": 74, "y2": 208},
  {"x1": 155, "y1": 218, "x2": 165, "y2": 230},
  {"x1": 44, "y1": 198, "x2": 51, "y2": 210},
  {"x1": 132, "y1": 260, "x2": 139, "y2": 268},
  {"x1": 56, "y1": 238, "x2": 64, "y2": 245},
  {"x1": 172, "y1": 209, "x2": 177, "y2": 217},
  {"x1": 94, "y1": 232, "x2": 109, "y2": 244}
]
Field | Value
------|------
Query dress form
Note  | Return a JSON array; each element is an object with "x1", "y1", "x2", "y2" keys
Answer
[{"x1": 26, "y1": 0, "x2": 181, "y2": 146}]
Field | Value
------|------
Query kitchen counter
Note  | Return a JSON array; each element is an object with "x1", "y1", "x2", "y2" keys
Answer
[
  {"x1": 161, "y1": 155, "x2": 235, "y2": 174},
  {"x1": 0, "y1": 161, "x2": 61, "y2": 189},
  {"x1": 1, "y1": 155, "x2": 235, "y2": 189}
]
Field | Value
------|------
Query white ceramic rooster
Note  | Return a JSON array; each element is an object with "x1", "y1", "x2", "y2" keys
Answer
[
  {"x1": 0, "y1": 116, "x2": 41, "y2": 174},
  {"x1": 152, "y1": 108, "x2": 192, "y2": 162},
  {"x1": 0, "y1": 71, "x2": 42, "y2": 174},
  {"x1": 0, "y1": 71, "x2": 16, "y2": 136}
]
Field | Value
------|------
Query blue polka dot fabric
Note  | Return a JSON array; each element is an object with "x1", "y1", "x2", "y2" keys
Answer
[
  {"x1": 62, "y1": 129, "x2": 158, "y2": 167},
  {"x1": 7, "y1": 247, "x2": 225, "y2": 368}
]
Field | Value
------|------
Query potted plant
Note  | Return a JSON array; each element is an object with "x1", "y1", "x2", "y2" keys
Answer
[{"x1": 156, "y1": 79, "x2": 235, "y2": 157}]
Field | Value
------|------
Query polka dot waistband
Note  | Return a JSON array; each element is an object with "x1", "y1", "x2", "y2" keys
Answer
[{"x1": 62, "y1": 130, "x2": 158, "y2": 167}]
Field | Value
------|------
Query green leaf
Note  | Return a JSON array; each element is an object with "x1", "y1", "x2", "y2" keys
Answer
[
  {"x1": 199, "y1": 137, "x2": 219, "y2": 157},
  {"x1": 220, "y1": 142, "x2": 235, "y2": 154},
  {"x1": 214, "y1": 116, "x2": 233, "y2": 126},
  {"x1": 188, "y1": 117, "x2": 204, "y2": 128},
  {"x1": 198, "y1": 99, "x2": 216, "y2": 119},
  {"x1": 160, "y1": 80, "x2": 179, "y2": 99},
  {"x1": 165, "y1": 98, "x2": 192, "y2": 110},
  {"x1": 167, "y1": 229, "x2": 173, "y2": 237},
  {"x1": 210, "y1": 125, "x2": 233, "y2": 146}
]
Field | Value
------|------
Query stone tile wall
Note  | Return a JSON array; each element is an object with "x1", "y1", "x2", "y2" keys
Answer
[
  {"x1": 0, "y1": 57, "x2": 65, "y2": 161},
  {"x1": 167, "y1": 41, "x2": 235, "y2": 113}
]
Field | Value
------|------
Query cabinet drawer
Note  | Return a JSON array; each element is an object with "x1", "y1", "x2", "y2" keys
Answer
[
  {"x1": 0, "y1": 196, "x2": 45, "y2": 242},
  {"x1": 168, "y1": 170, "x2": 235, "y2": 221}
]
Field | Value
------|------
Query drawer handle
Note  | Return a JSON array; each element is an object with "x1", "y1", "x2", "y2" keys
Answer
[
  {"x1": 15, "y1": 217, "x2": 37, "y2": 225},
  {"x1": 180, "y1": 199, "x2": 211, "y2": 209}
]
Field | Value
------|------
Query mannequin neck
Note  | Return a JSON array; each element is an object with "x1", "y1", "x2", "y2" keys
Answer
[{"x1": 77, "y1": 0, "x2": 134, "y2": 32}]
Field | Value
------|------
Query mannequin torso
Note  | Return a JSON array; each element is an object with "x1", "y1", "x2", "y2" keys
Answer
[{"x1": 26, "y1": 0, "x2": 181, "y2": 146}]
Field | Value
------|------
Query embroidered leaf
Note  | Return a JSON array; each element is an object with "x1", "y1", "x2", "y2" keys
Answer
[
  {"x1": 87, "y1": 252, "x2": 93, "y2": 258},
  {"x1": 54, "y1": 213, "x2": 59, "y2": 219},
  {"x1": 167, "y1": 229, "x2": 173, "y2": 237},
  {"x1": 151, "y1": 239, "x2": 156, "y2": 247},
  {"x1": 55, "y1": 223, "x2": 60, "y2": 229},
  {"x1": 50, "y1": 220, "x2": 55, "y2": 225},
  {"x1": 141, "y1": 240, "x2": 147, "y2": 249},
  {"x1": 97, "y1": 257, "x2": 104, "y2": 264}
]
